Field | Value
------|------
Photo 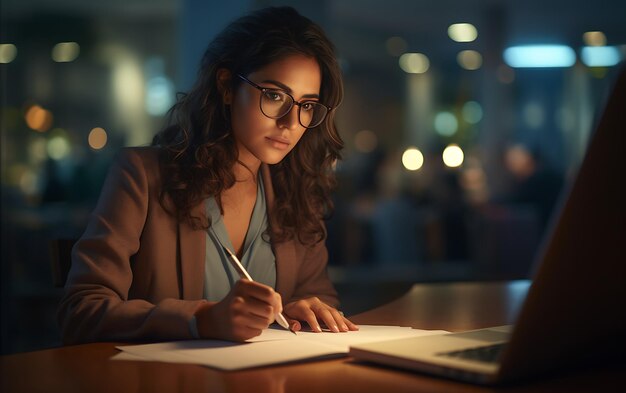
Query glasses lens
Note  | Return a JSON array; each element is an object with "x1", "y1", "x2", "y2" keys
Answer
[
  {"x1": 299, "y1": 102, "x2": 328, "y2": 128},
  {"x1": 260, "y1": 90, "x2": 292, "y2": 118},
  {"x1": 259, "y1": 89, "x2": 328, "y2": 128}
]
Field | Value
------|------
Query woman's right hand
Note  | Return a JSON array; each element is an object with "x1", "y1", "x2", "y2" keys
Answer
[{"x1": 194, "y1": 279, "x2": 283, "y2": 342}]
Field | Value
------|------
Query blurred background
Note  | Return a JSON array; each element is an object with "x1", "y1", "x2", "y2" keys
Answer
[{"x1": 1, "y1": 0, "x2": 625, "y2": 354}]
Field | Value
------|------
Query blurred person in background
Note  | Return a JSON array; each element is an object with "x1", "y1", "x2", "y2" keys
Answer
[{"x1": 504, "y1": 143, "x2": 564, "y2": 227}]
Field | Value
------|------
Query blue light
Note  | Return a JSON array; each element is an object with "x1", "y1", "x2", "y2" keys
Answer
[
  {"x1": 581, "y1": 46, "x2": 621, "y2": 67},
  {"x1": 503, "y1": 45, "x2": 576, "y2": 68}
]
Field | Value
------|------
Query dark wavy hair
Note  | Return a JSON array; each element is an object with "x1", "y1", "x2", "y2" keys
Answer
[{"x1": 152, "y1": 6, "x2": 344, "y2": 245}]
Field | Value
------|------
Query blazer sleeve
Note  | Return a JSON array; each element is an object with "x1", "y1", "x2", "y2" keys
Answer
[
  {"x1": 288, "y1": 235, "x2": 339, "y2": 308},
  {"x1": 57, "y1": 148, "x2": 207, "y2": 345}
]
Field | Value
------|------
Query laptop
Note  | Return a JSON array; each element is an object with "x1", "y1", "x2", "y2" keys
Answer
[{"x1": 349, "y1": 66, "x2": 626, "y2": 385}]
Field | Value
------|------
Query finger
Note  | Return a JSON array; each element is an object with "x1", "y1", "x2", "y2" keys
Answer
[
  {"x1": 238, "y1": 296, "x2": 276, "y2": 324},
  {"x1": 245, "y1": 313, "x2": 274, "y2": 330},
  {"x1": 328, "y1": 308, "x2": 349, "y2": 332},
  {"x1": 301, "y1": 308, "x2": 322, "y2": 332},
  {"x1": 234, "y1": 306, "x2": 274, "y2": 331},
  {"x1": 234, "y1": 279, "x2": 273, "y2": 295},
  {"x1": 290, "y1": 320, "x2": 301, "y2": 332},
  {"x1": 342, "y1": 315, "x2": 359, "y2": 331},
  {"x1": 228, "y1": 299, "x2": 269, "y2": 335},
  {"x1": 273, "y1": 292, "x2": 283, "y2": 314},
  {"x1": 314, "y1": 307, "x2": 340, "y2": 333},
  {"x1": 284, "y1": 316, "x2": 302, "y2": 332},
  {"x1": 234, "y1": 281, "x2": 281, "y2": 311}
]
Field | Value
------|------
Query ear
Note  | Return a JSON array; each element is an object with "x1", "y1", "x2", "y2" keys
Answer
[{"x1": 216, "y1": 68, "x2": 233, "y2": 104}]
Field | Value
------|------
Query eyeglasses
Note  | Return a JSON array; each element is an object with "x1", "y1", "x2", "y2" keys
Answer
[{"x1": 237, "y1": 74, "x2": 331, "y2": 129}]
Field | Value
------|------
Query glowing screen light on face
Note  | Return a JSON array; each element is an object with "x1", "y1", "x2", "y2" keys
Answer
[{"x1": 503, "y1": 45, "x2": 576, "y2": 68}]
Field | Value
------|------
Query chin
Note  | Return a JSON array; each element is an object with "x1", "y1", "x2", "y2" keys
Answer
[
  {"x1": 262, "y1": 155, "x2": 288, "y2": 165},
  {"x1": 256, "y1": 148, "x2": 293, "y2": 165}
]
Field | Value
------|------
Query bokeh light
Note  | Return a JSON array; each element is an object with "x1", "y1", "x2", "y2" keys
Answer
[
  {"x1": 47, "y1": 130, "x2": 71, "y2": 160},
  {"x1": 442, "y1": 144, "x2": 464, "y2": 168},
  {"x1": 457, "y1": 50, "x2": 482, "y2": 70},
  {"x1": 583, "y1": 31, "x2": 607, "y2": 46},
  {"x1": 402, "y1": 147, "x2": 424, "y2": 171},
  {"x1": 448, "y1": 23, "x2": 478, "y2": 42},
  {"x1": 462, "y1": 101, "x2": 483, "y2": 124},
  {"x1": 29, "y1": 137, "x2": 48, "y2": 164},
  {"x1": 52, "y1": 42, "x2": 80, "y2": 62},
  {"x1": 145, "y1": 76, "x2": 175, "y2": 116},
  {"x1": 434, "y1": 111, "x2": 458, "y2": 136},
  {"x1": 399, "y1": 53, "x2": 430, "y2": 74},
  {"x1": 25, "y1": 105, "x2": 53, "y2": 132},
  {"x1": 523, "y1": 102, "x2": 545, "y2": 129},
  {"x1": 19, "y1": 169, "x2": 39, "y2": 195},
  {"x1": 504, "y1": 45, "x2": 576, "y2": 68},
  {"x1": 88, "y1": 127, "x2": 108, "y2": 150},
  {"x1": 581, "y1": 46, "x2": 621, "y2": 67},
  {"x1": 0, "y1": 43, "x2": 17, "y2": 63}
]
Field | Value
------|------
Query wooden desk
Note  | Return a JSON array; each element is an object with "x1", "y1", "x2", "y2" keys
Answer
[{"x1": 1, "y1": 281, "x2": 624, "y2": 392}]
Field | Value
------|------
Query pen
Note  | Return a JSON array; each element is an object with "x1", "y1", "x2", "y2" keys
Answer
[{"x1": 222, "y1": 245, "x2": 296, "y2": 335}]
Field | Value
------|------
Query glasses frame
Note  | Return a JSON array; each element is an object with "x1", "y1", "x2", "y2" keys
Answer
[{"x1": 237, "y1": 74, "x2": 332, "y2": 129}]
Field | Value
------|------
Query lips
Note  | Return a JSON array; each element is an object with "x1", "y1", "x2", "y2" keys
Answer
[{"x1": 266, "y1": 136, "x2": 290, "y2": 150}]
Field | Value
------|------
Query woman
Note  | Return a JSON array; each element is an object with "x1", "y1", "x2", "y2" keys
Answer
[{"x1": 58, "y1": 6, "x2": 358, "y2": 344}]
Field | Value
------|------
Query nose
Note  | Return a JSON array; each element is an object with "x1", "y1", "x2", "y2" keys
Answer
[{"x1": 277, "y1": 105, "x2": 300, "y2": 130}]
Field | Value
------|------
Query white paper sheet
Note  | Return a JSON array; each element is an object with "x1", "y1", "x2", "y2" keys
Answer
[{"x1": 114, "y1": 325, "x2": 447, "y2": 370}]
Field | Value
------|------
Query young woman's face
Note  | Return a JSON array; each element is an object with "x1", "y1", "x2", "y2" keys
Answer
[{"x1": 229, "y1": 54, "x2": 322, "y2": 166}]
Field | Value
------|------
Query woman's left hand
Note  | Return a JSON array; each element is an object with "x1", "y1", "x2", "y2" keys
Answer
[{"x1": 283, "y1": 297, "x2": 359, "y2": 333}]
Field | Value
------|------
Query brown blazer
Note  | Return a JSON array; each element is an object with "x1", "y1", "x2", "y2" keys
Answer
[{"x1": 58, "y1": 147, "x2": 338, "y2": 344}]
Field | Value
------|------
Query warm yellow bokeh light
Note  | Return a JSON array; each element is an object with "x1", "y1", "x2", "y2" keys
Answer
[
  {"x1": 399, "y1": 53, "x2": 430, "y2": 74},
  {"x1": 0, "y1": 43, "x2": 17, "y2": 63},
  {"x1": 457, "y1": 50, "x2": 482, "y2": 70},
  {"x1": 29, "y1": 137, "x2": 48, "y2": 164},
  {"x1": 25, "y1": 105, "x2": 53, "y2": 132},
  {"x1": 19, "y1": 169, "x2": 39, "y2": 195},
  {"x1": 88, "y1": 127, "x2": 108, "y2": 150},
  {"x1": 583, "y1": 31, "x2": 607, "y2": 47},
  {"x1": 52, "y1": 42, "x2": 80, "y2": 62},
  {"x1": 448, "y1": 23, "x2": 478, "y2": 42},
  {"x1": 402, "y1": 147, "x2": 424, "y2": 171},
  {"x1": 442, "y1": 144, "x2": 464, "y2": 168}
]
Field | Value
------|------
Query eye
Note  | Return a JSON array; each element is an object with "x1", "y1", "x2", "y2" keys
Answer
[
  {"x1": 264, "y1": 90, "x2": 285, "y2": 102},
  {"x1": 301, "y1": 102, "x2": 317, "y2": 112}
]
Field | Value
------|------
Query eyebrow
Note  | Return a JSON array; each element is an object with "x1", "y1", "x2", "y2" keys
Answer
[{"x1": 260, "y1": 79, "x2": 320, "y2": 99}]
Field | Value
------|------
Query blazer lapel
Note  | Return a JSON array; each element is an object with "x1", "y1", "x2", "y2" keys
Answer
[{"x1": 179, "y1": 201, "x2": 206, "y2": 299}]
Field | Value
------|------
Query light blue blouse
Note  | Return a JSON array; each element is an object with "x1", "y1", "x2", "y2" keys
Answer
[{"x1": 203, "y1": 175, "x2": 277, "y2": 301}]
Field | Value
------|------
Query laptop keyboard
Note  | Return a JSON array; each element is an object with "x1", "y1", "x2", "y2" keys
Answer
[{"x1": 438, "y1": 343, "x2": 506, "y2": 364}]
